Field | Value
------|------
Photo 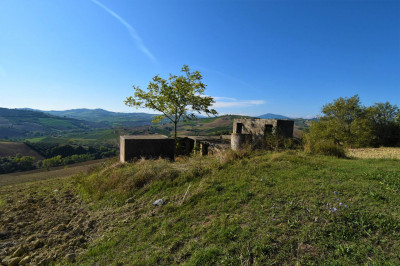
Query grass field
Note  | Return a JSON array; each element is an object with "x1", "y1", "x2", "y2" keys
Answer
[
  {"x1": 73, "y1": 150, "x2": 400, "y2": 264},
  {"x1": 2, "y1": 150, "x2": 400, "y2": 264}
]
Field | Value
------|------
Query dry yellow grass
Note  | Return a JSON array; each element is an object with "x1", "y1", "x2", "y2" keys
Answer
[{"x1": 348, "y1": 147, "x2": 400, "y2": 159}]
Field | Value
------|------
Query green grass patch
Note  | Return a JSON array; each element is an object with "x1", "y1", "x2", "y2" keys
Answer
[
  {"x1": 37, "y1": 118, "x2": 79, "y2": 129},
  {"x1": 76, "y1": 150, "x2": 400, "y2": 264},
  {"x1": 25, "y1": 136, "x2": 47, "y2": 143}
]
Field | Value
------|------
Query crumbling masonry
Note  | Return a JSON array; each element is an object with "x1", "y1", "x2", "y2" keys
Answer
[{"x1": 231, "y1": 118, "x2": 294, "y2": 150}]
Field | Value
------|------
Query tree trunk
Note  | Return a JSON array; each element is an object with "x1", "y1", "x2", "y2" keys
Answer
[{"x1": 174, "y1": 121, "x2": 178, "y2": 141}]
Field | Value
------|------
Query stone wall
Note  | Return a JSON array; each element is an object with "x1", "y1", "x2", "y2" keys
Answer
[
  {"x1": 232, "y1": 118, "x2": 294, "y2": 138},
  {"x1": 231, "y1": 118, "x2": 294, "y2": 150}
]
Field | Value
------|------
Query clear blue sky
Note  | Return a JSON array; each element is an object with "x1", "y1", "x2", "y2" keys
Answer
[{"x1": 0, "y1": 0, "x2": 399, "y2": 118}]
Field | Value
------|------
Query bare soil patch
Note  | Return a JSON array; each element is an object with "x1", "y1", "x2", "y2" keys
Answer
[
  {"x1": 0, "y1": 173, "x2": 132, "y2": 265},
  {"x1": 0, "y1": 142, "x2": 44, "y2": 161}
]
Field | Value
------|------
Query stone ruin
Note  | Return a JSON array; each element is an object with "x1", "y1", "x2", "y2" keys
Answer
[
  {"x1": 120, "y1": 118, "x2": 294, "y2": 162},
  {"x1": 120, "y1": 134, "x2": 231, "y2": 162},
  {"x1": 231, "y1": 118, "x2": 294, "y2": 150}
]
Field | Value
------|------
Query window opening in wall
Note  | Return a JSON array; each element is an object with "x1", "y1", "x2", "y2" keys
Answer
[
  {"x1": 264, "y1": 124, "x2": 273, "y2": 134},
  {"x1": 236, "y1": 123, "x2": 243, "y2": 133}
]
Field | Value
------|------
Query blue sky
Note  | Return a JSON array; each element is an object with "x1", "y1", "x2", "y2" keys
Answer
[{"x1": 0, "y1": 0, "x2": 399, "y2": 118}]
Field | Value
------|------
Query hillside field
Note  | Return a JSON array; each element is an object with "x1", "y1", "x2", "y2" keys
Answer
[
  {"x1": 0, "y1": 158, "x2": 108, "y2": 187},
  {"x1": 0, "y1": 142, "x2": 44, "y2": 161},
  {"x1": 0, "y1": 108, "x2": 107, "y2": 139},
  {"x1": 1, "y1": 150, "x2": 400, "y2": 264}
]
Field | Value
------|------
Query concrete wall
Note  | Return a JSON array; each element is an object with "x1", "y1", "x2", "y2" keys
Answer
[{"x1": 120, "y1": 135, "x2": 175, "y2": 162}]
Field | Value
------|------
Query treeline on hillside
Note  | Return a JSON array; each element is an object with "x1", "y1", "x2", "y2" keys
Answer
[
  {"x1": 0, "y1": 155, "x2": 36, "y2": 174},
  {"x1": 304, "y1": 95, "x2": 400, "y2": 155},
  {"x1": 25, "y1": 142, "x2": 116, "y2": 159},
  {"x1": 0, "y1": 143, "x2": 117, "y2": 174}
]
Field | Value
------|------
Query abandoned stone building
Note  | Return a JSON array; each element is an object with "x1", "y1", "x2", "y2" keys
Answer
[
  {"x1": 231, "y1": 118, "x2": 294, "y2": 150},
  {"x1": 120, "y1": 118, "x2": 295, "y2": 162},
  {"x1": 120, "y1": 134, "x2": 229, "y2": 162}
]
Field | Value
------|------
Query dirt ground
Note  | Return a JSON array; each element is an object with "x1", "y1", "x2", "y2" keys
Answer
[
  {"x1": 0, "y1": 142, "x2": 44, "y2": 161},
  {"x1": 0, "y1": 165, "x2": 134, "y2": 265}
]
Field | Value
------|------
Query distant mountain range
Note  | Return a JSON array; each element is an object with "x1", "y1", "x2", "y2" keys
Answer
[
  {"x1": 257, "y1": 113, "x2": 292, "y2": 119},
  {"x1": 22, "y1": 108, "x2": 312, "y2": 121}
]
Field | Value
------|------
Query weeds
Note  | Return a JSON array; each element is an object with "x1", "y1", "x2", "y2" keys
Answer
[{"x1": 303, "y1": 133, "x2": 347, "y2": 158}]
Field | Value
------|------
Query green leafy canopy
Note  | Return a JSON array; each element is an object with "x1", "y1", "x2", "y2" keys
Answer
[
  {"x1": 306, "y1": 95, "x2": 400, "y2": 148},
  {"x1": 124, "y1": 65, "x2": 218, "y2": 139}
]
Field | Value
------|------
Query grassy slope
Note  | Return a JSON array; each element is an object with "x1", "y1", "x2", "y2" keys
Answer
[
  {"x1": 24, "y1": 129, "x2": 120, "y2": 146},
  {"x1": 75, "y1": 151, "x2": 400, "y2": 265}
]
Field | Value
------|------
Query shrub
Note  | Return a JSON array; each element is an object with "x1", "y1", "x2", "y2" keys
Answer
[
  {"x1": 0, "y1": 156, "x2": 36, "y2": 174},
  {"x1": 263, "y1": 132, "x2": 302, "y2": 151},
  {"x1": 303, "y1": 133, "x2": 346, "y2": 158},
  {"x1": 41, "y1": 155, "x2": 63, "y2": 169},
  {"x1": 314, "y1": 140, "x2": 347, "y2": 158}
]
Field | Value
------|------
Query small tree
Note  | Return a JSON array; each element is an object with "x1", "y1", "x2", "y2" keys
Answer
[
  {"x1": 124, "y1": 65, "x2": 218, "y2": 140},
  {"x1": 367, "y1": 102, "x2": 400, "y2": 146},
  {"x1": 306, "y1": 95, "x2": 373, "y2": 148}
]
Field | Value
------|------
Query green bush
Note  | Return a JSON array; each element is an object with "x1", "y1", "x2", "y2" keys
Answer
[
  {"x1": 41, "y1": 155, "x2": 62, "y2": 169},
  {"x1": 303, "y1": 133, "x2": 346, "y2": 158},
  {"x1": 314, "y1": 140, "x2": 347, "y2": 158},
  {"x1": 0, "y1": 156, "x2": 36, "y2": 174}
]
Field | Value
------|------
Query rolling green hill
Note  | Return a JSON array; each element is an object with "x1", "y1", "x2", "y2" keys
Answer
[
  {"x1": 43, "y1": 108, "x2": 156, "y2": 127},
  {"x1": 38, "y1": 108, "x2": 315, "y2": 135},
  {"x1": 2, "y1": 107, "x2": 314, "y2": 143},
  {"x1": 0, "y1": 108, "x2": 107, "y2": 139}
]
